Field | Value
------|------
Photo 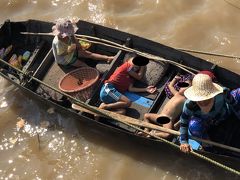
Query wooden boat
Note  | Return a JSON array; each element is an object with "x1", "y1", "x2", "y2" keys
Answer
[{"x1": 0, "y1": 19, "x2": 240, "y2": 174}]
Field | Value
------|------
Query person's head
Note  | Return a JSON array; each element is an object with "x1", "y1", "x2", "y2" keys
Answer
[
  {"x1": 132, "y1": 56, "x2": 149, "y2": 68},
  {"x1": 184, "y1": 74, "x2": 223, "y2": 108},
  {"x1": 52, "y1": 18, "x2": 78, "y2": 39},
  {"x1": 156, "y1": 116, "x2": 171, "y2": 124},
  {"x1": 177, "y1": 74, "x2": 193, "y2": 95}
]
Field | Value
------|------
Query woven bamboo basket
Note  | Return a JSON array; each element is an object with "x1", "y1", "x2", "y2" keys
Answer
[{"x1": 59, "y1": 67, "x2": 99, "y2": 102}]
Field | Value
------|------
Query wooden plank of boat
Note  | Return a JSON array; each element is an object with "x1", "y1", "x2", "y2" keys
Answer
[{"x1": 0, "y1": 19, "x2": 240, "y2": 174}]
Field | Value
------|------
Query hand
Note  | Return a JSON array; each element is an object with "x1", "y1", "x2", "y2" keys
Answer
[
  {"x1": 107, "y1": 56, "x2": 114, "y2": 63},
  {"x1": 170, "y1": 75, "x2": 181, "y2": 85},
  {"x1": 68, "y1": 44, "x2": 77, "y2": 52},
  {"x1": 146, "y1": 86, "x2": 157, "y2": 94},
  {"x1": 180, "y1": 143, "x2": 192, "y2": 153}
]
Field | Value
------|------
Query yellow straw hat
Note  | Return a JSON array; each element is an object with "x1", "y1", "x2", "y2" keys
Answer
[{"x1": 184, "y1": 74, "x2": 223, "y2": 101}]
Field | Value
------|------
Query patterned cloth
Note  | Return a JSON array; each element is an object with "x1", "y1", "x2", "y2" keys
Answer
[
  {"x1": 179, "y1": 93, "x2": 231, "y2": 144},
  {"x1": 164, "y1": 74, "x2": 193, "y2": 99}
]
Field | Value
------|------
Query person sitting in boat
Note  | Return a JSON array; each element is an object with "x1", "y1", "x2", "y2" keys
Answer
[
  {"x1": 140, "y1": 74, "x2": 192, "y2": 139},
  {"x1": 52, "y1": 18, "x2": 114, "y2": 67},
  {"x1": 179, "y1": 73, "x2": 240, "y2": 153},
  {"x1": 99, "y1": 55, "x2": 157, "y2": 115}
]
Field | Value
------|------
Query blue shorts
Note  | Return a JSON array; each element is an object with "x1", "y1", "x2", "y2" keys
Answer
[{"x1": 100, "y1": 83, "x2": 122, "y2": 104}]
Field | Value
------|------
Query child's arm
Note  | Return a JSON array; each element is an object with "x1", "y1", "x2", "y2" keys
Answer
[
  {"x1": 128, "y1": 84, "x2": 156, "y2": 93},
  {"x1": 168, "y1": 76, "x2": 180, "y2": 96},
  {"x1": 128, "y1": 66, "x2": 146, "y2": 80}
]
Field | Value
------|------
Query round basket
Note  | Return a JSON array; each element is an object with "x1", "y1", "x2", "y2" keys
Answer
[{"x1": 59, "y1": 67, "x2": 99, "y2": 102}]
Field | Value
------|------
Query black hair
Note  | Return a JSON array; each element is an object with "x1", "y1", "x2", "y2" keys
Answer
[{"x1": 132, "y1": 56, "x2": 149, "y2": 66}]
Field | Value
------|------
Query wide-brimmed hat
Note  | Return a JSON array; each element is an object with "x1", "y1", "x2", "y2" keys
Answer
[
  {"x1": 132, "y1": 56, "x2": 149, "y2": 66},
  {"x1": 52, "y1": 18, "x2": 78, "y2": 38},
  {"x1": 184, "y1": 74, "x2": 223, "y2": 101}
]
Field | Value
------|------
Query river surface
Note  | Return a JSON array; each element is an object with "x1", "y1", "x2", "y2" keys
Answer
[{"x1": 0, "y1": 0, "x2": 240, "y2": 179}]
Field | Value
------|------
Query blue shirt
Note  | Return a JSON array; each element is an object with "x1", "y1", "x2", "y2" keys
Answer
[{"x1": 179, "y1": 93, "x2": 231, "y2": 144}]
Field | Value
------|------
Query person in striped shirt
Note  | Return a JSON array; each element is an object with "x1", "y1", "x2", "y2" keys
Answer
[{"x1": 179, "y1": 74, "x2": 232, "y2": 153}]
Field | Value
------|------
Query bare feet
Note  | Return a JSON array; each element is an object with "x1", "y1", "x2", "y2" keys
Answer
[
  {"x1": 99, "y1": 102, "x2": 108, "y2": 110},
  {"x1": 99, "y1": 103, "x2": 126, "y2": 115},
  {"x1": 96, "y1": 103, "x2": 127, "y2": 120}
]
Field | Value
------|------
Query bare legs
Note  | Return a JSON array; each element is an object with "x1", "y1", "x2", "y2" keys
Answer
[{"x1": 99, "y1": 95, "x2": 131, "y2": 115}]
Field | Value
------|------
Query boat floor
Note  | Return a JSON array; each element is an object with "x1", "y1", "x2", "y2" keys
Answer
[
  {"x1": 42, "y1": 62, "x2": 75, "y2": 90},
  {"x1": 38, "y1": 60, "x2": 169, "y2": 121}
]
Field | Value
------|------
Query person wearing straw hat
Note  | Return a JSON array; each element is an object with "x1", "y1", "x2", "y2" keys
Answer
[
  {"x1": 179, "y1": 73, "x2": 236, "y2": 153},
  {"x1": 99, "y1": 56, "x2": 157, "y2": 115},
  {"x1": 52, "y1": 18, "x2": 114, "y2": 67}
]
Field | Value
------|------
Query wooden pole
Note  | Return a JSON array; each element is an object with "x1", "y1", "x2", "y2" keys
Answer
[
  {"x1": 21, "y1": 32, "x2": 240, "y2": 59},
  {"x1": 72, "y1": 104, "x2": 240, "y2": 154},
  {"x1": 20, "y1": 32, "x2": 197, "y2": 75}
]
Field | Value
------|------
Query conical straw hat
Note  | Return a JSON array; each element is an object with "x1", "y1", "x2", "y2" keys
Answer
[{"x1": 184, "y1": 74, "x2": 223, "y2": 101}]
